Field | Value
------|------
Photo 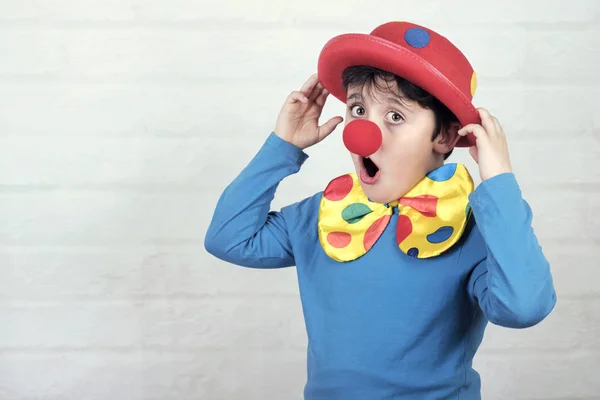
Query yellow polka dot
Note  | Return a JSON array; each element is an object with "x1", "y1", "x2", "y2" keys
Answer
[{"x1": 470, "y1": 72, "x2": 477, "y2": 97}]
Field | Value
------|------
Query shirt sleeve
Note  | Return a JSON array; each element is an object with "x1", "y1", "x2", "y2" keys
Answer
[
  {"x1": 463, "y1": 173, "x2": 557, "y2": 328},
  {"x1": 204, "y1": 132, "x2": 309, "y2": 268}
]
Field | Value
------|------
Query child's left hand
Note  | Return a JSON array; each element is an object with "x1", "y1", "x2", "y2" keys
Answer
[{"x1": 458, "y1": 108, "x2": 513, "y2": 181}]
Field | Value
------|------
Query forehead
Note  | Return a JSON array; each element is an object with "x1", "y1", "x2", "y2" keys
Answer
[{"x1": 345, "y1": 76, "x2": 405, "y2": 103}]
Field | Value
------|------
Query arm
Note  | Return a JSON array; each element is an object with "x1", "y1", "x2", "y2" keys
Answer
[
  {"x1": 205, "y1": 73, "x2": 342, "y2": 268},
  {"x1": 464, "y1": 173, "x2": 557, "y2": 328},
  {"x1": 204, "y1": 132, "x2": 308, "y2": 268}
]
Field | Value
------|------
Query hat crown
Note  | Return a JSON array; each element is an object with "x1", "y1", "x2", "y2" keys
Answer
[{"x1": 370, "y1": 21, "x2": 475, "y2": 100}]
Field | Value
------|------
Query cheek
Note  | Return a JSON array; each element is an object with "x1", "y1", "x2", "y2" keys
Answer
[
  {"x1": 350, "y1": 154, "x2": 362, "y2": 170},
  {"x1": 384, "y1": 137, "x2": 430, "y2": 174}
]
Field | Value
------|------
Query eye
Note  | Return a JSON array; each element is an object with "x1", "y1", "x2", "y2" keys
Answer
[
  {"x1": 350, "y1": 105, "x2": 365, "y2": 117},
  {"x1": 387, "y1": 111, "x2": 404, "y2": 123}
]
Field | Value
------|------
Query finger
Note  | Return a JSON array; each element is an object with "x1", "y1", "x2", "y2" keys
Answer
[
  {"x1": 317, "y1": 116, "x2": 344, "y2": 141},
  {"x1": 315, "y1": 88, "x2": 330, "y2": 107},
  {"x1": 286, "y1": 91, "x2": 309, "y2": 104},
  {"x1": 492, "y1": 117, "x2": 504, "y2": 137},
  {"x1": 308, "y1": 82, "x2": 325, "y2": 102},
  {"x1": 469, "y1": 145, "x2": 479, "y2": 163},
  {"x1": 458, "y1": 124, "x2": 487, "y2": 141},
  {"x1": 299, "y1": 73, "x2": 319, "y2": 97},
  {"x1": 477, "y1": 108, "x2": 497, "y2": 137}
]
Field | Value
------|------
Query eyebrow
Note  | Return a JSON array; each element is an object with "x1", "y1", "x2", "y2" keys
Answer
[
  {"x1": 346, "y1": 92, "x2": 413, "y2": 111},
  {"x1": 347, "y1": 93, "x2": 363, "y2": 102}
]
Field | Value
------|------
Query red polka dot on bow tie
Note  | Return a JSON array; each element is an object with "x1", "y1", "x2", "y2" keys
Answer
[
  {"x1": 396, "y1": 214, "x2": 413, "y2": 245},
  {"x1": 324, "y1": 174, "x2": 354, "y2": 201},
  {"x1": 364, "y1": 215, "x2": 391, "y2": 251},
  {"x1": 326, "y1": 231, "x2": 352, "y2": 248},
  {"x1": 398, "y1": 195, "x2": 438, "y2": 217}
]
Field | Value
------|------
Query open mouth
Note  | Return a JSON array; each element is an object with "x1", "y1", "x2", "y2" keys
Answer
[
  {"x1": 363, "y1": 156, "x2": 379, "y2": 177},
  {"x1": 360, "y1": 156, "x2": 380, "y2": 184}
]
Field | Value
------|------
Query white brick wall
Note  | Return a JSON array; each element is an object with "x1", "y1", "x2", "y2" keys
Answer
[{"x1": 0, "y1": 1, "x2": 599, "y2": 398}]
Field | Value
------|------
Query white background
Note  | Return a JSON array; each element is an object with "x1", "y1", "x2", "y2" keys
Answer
[{"x1": 1, "y1": 1, "x2": 599, "y2": 399}]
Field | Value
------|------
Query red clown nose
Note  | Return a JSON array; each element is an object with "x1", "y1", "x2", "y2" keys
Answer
[{"x1": 342, "y1": 120, "x2": 382, "y2": 157}]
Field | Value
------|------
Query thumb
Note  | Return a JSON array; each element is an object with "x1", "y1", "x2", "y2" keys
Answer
[
  {"x1": 469, "y1": 145, "x2": 479, "y2": 163},
  {"x1": 317, "y1": 116, "x2": 344, "y2": 141}
]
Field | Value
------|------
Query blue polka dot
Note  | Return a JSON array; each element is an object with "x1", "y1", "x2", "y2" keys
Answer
[
  {"x1": 427, "y1": 163, "x2": 457, "y2": 182},
  {"x1": 408, "y1": 247, "x2": 419, "y2": 258},
  {"x1": 427, "y1": 226, "x2": 454, "y2": 244},
  {"x1": 404, "y1": 27, "x2": 431, "y2": 49}
]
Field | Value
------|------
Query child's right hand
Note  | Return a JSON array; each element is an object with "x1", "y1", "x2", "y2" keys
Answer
[{"x1": 274, "y1": 73, "x2": 344, "y2": 150}]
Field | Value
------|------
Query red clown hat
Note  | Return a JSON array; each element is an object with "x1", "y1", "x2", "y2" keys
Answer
[{"x1": 317, "y1": 21, "x2": 480, "y2": 147}]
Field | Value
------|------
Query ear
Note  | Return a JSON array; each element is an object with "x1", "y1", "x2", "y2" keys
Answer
[{"x1": 433, "y1": 122, "x2": 461, "y2": 155}]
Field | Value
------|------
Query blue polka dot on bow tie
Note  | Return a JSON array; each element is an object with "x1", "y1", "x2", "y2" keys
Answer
[
  {"x1": 427, "y1": 163, "x2": 457, "y2": 182},
  {"x1": 427, "y1": 226, "x2": 454, "y2": 244},
  {"x1": 407, "y1": 247, "x2": 419, "y2": 258}
]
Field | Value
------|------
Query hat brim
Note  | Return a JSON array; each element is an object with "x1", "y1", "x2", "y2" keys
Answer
[{"x1": 317, "y1": 33, "x2": 480, "y2": 147}]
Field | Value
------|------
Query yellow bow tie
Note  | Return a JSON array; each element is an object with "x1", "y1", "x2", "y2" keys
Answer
[{"x1": 317, "y1": 163, "x2": 474, "y2": 262}]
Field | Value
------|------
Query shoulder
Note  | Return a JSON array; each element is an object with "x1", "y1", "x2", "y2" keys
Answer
[{"x1": 280, "y1": 190, "x2": 323, "y2": 227}]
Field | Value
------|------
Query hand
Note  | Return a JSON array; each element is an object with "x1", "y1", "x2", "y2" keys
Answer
[
  {"x1": 274, "y1": 73, "x2": 344, "y2": 150},
  {"x1": 458, "y1": 108, "x2": 513, "y2": 181}
]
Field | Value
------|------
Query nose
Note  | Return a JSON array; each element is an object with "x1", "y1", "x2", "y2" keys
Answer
[{"x1": 342, "y1": 120, "x2": 382, "y2": 157}]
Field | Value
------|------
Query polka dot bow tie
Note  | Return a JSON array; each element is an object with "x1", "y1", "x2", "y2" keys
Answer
[{"x1": 317, "y1": 163, "x2": 474, "y2": 262}]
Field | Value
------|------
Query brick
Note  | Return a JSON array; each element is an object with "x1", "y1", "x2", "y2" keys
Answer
[
  {"x1": 0, "y1": 135, "x2": 264, "y2": 187},
  {"x1": 475, "y1": 353, "x2": 600, "y2": 399},
  {"x1": 0, "y1": 352, "x2": 144, "y2": 400},
  {"x1": 0, "y1": 0, "x2": 287, "y2": 23},
  {"x1": 0, "y1": 28, "x2": 339, "y2": 80},
  {"x1": 0, "y1": 250, "x2": 300, "y2": 299},
  {"x1": 0, "y1": 82, "x2": 288, "y2": 137},
  {"x1": 283, "y1": 0, "x2": 598, "y2": 23},
  {"x1": 139, "y1": 298, "x2": 306, "y2": 350},
  {"x1": 0, "y1": 0, "x2": 597, "y2": 24},
  {"x1": 522, "y1": 28, "x2": 600, "y2": 84},
  {"x1": 545, "y1": 243, "x2": 600, "y2": 298},
  {"x1": 471, "y1": 85, "x2": 597, "y2": 138},
  {"x1": 479, "y1": 299, "x2": 600, "y2": 352},
  {"x1": 0, "y1": 31, "x2": 62, "y2": 74},
  {"x1": 0, "y1": 192, "x2": 214, "y2": 246},
  {"x1": 0, "y1": 298, "x2": 305, "y2": 350},
  {"x1": 594, "y1": 116, "x2": 600, "y2": 139},
  {"x1": 508, "y1": 137, "x2": 600, "y2": 185},
  {"x1": 0, "y1": 1, "x2": 136, "y2": 21},
  {"x1": 142, "y1": 349, "x2": 305, "y2": 400},
  {"x1": 521, "y1": 188, "x2": 600, "y2": 241},
  {"x1": 0, "y1": 349, "x2": 306, "y2": 400},
  {"x1": 444, "y1": 27, "x2": 527, "y2": 79},
  {"x1": 0, "y1": 303, "x2": 141, "y2": 347}
]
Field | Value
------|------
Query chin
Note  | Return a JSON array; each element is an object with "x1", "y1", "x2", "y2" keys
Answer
[
  {"x1": 359, "y1": 182, "x2": 398, "y2": 204},
  {"x1": 361, "y1": 179, "x2": 416, "y2": 204}
]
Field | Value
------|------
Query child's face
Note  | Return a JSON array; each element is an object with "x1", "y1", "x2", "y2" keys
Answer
[{"x1": 345, "y1": 78, "x2": 451, "y2": 204}]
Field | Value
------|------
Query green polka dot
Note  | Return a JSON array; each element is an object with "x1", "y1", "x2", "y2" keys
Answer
[{"x1": 342, "y1": 203, "x2": 373, "y2": 224}]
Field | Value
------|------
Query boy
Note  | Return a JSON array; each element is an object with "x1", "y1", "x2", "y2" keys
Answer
[{"x1": 204, "y1": 21, "x2": 556, "y2": 399}]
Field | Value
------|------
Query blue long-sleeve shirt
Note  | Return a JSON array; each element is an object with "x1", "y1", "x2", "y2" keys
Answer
[{"x1": 204, "y1": 132, "x2": 557, "y2": 399}]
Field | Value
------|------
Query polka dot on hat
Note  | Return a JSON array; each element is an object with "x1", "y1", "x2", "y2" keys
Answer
[
  {"x1": 404, "y1": 27, "x2": 431, "y2": 49},
  {"x1": 470, "y1": 72, "x2": 478, "y2": 96}
]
